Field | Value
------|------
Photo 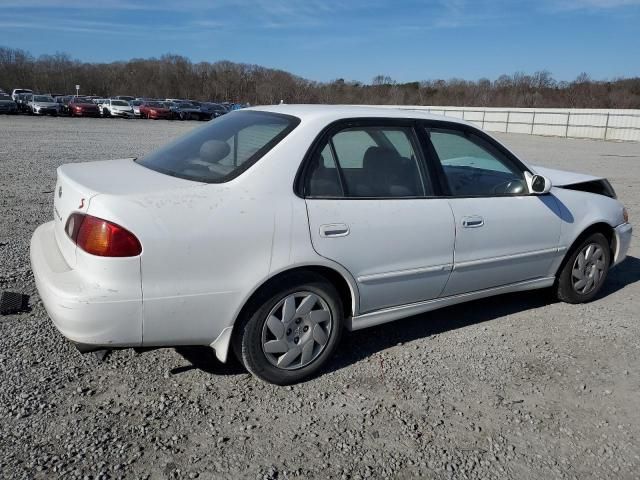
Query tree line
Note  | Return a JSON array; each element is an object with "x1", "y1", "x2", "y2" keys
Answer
[{"x1": 1, "y1": 47, "x2": 639, "y2": 108}]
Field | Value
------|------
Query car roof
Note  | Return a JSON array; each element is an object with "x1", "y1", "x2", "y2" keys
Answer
[{"x1": 247, "y1": 104, "x2": 471, "y2": 126}]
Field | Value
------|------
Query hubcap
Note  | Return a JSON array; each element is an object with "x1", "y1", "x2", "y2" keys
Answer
[
  {"x1": 571, "y1": 243, "x2": 606, "y2": 295},
  {"x1": 261, "y1": 291, "x2": 333, "y2": 370}
]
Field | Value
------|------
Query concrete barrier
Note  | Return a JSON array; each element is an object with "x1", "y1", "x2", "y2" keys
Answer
[{"x1": 365, "y1": 106, "x2": 640, "y2": 142}]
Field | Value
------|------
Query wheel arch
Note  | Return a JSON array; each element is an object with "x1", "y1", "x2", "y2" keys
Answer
[
  {"x1": 555, "y1": 221, "x2": 615, "y2": 278},
  {"x1": 241, "y1": 264, "x2": 356, "y2": 321},
  {"x1": 213, "y1": 264, "x2": 357, "y2": 362}
]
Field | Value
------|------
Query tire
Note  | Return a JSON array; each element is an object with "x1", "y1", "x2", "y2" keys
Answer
[
  {"x1": 103, "y1": 108, "x2": 110, "y2": 117},
  {"x1": 233, "y1": 272, "x2": 344, "y2": 385},
  {"x1": 555, "y1": 232, "x2": 611, "y2": 304}
]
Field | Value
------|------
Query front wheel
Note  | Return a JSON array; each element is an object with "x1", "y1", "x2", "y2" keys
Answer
[
  {"x1": 555, "y1": 232, "x2": 611, "y2": 303},
  {"x1": 234, "y1": 273, "x2": 343, "y2": 385}
]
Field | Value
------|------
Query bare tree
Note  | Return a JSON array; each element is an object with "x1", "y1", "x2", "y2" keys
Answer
[{"x1": 0, "y1": 46, "x2": 639, "y2": 108}]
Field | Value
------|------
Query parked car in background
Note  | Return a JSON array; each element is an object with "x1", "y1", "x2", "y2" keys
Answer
[
  {"x1": 0, "y1": 93, "x2": 18, "y2": 114},
  {"x1": 56, "y1": 95, "x2": 74, "y2": 115},
  {"x1": 27, "y1": 94, "x2": 60, "y2": 115},
  {"x1": 199, "y1": 102, "x2": 228, "y2": 119},
  {"x1": 129, "y1": 100, "x2": 143, "y2": 117},
  {"x1": 113, "y1": 95, "x2": 135, "y2": 102},
  {"x1": 68, "y1": 97, "x2": 100, "y2": 117},
  {"x1": 99, "y1": 99, "x2": 134, "y2": 118},
  {"x1": 29, "y1": 106, "x2": 632, "y2": 385},
  {"x1": 16, "y1": 93, "x2": 33, "y2": 112},
  {"x1": 139, "y1": 101, "x2": 171, "y2": 119},
  {"x1": 165, "y1": 101, "x2": 206, "y2": 120},
  {"x1": 92, "y1": 98, "x2": 107, "y2": 109},
  {"x1": 11, "y1": 88, "x2": 32, "y2": 102}
]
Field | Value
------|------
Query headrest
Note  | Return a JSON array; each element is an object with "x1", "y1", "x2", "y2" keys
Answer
[
  {"x1": 363, "y1": 146, "x2": 400, "y2": 172},
  {"x1": 200, "y1": 140, "x2": 231, "y2": 163}
]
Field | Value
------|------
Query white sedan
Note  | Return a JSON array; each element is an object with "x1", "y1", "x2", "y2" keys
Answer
[{"x1": 30, "y1": 105, "x2": 632, "y2": 385}]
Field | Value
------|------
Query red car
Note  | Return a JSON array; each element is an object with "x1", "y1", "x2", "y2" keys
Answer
[
  {"x1": 139, "y1": 101, "x2": 171, "y2": 119},
  {"x1": 68, "y1": 97, "x2": 100, "y2": 117}
]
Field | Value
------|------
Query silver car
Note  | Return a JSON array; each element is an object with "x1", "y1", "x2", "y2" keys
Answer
[{"x1": 28, "y1": 94, "x2": 60, "y2": 115}]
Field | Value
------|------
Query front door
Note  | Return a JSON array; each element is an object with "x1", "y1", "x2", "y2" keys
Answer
[
  {"x1": 423, "y1": 125, "x2": 562, "y2": 296},
  {"x1": 302, "y1": 122, "x2": 456, "y2": 313}
]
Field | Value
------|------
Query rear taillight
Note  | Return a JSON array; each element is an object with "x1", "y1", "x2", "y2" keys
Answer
[{"x1": 65, "y1": 213, "x2": 142, "y2": 257}]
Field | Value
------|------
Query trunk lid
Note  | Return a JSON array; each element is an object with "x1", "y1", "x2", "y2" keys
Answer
[{"x1": 53, "y1": 158, "x2": 205, "y2": 266}]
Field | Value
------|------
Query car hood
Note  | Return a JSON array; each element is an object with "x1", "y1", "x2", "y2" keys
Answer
[{"x1": 530, "y1": 165, "x2": 604, "y2": 187}]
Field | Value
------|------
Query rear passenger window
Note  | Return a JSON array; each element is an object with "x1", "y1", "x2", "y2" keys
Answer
[
  {"x1": 332, "y1": 130, "x2": 377, "y2": 168},
  {"x1": 306, "y1": 144, "x2": 343, "y2": 197},
  {"x1": 306, "y1": 126, "x2": 430, "y2": 198}
]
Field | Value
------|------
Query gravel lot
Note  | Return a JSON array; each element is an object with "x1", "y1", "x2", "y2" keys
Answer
[{"x1": 1, "y1": 116, "x2": 639, "y2": 480}]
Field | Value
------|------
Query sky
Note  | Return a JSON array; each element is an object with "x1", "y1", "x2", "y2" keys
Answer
[{"x1": 1, "y1": 0, "x2": 639, "y2": 83}]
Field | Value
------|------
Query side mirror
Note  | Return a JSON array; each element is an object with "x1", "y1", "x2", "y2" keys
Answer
[{"x1": 529, "y1": 174, "x2": 552, "y2": 195}]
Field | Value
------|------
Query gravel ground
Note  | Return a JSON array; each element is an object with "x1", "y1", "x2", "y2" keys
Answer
[{"x1": 1, "y1": 116, "x2": 639, "y2": 480}]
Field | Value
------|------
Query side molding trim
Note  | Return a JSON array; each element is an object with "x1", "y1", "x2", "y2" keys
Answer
[
  {"x1": 348, "y1": 277, "x2": 555, "y2": 330},
  {"x1": 357, "y1": 264, "x2": 453, "y2": 284}
]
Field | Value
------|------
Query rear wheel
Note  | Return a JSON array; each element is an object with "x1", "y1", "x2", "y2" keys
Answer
[
  {"x1": 556, "y1": 232, "x2": 611, "y2": 303},
  {"x1": 234, "y1": 273, "x2": 343, "y2": 385}
]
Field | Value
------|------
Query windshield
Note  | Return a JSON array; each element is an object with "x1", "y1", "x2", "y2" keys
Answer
[
  {"x1": 137, "y1": 111, "x2": 299, "y2": 183},
  {"x1": 131, "y1": 100, "x2": 143, "y2": 106},
  {"x1": 146, "y1": 102, "x2": 165, "y2": 108},
  {"x1": 0, "y1": 94, "x2": 11, "y2": 100},
  {"x1": 34, "y1": 95, "x2": 54, "y2": 102},
  {"x1": 112, "y1": 100, "x2": 129, "y2": 106}
]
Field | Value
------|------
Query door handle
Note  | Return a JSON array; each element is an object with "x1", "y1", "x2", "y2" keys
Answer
[
  {"x1": 320, "y1": 223, "x2": 350, "y2": 237},
  {"x1": 462, "y1": 216, "x2": 484, "y2": 228}
]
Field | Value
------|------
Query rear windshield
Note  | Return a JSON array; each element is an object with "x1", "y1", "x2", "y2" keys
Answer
[
  {"x1": 137, "y1": 111, "x2": 300, "y2": 183},
  {"x1": 112, "y1": 100, "x2": 129, "y2": 106}
]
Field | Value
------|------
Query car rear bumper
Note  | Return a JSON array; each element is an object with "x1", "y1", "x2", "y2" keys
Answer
[
  {"x1": 613, "y1": 222, "x2": 632, "y2": 266},
  {"x1": 30, "y1": 221, "x2": 143, "y2": 349}
]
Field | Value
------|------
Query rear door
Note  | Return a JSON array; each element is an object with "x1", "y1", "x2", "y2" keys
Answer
[
  {"x1": 421, "y1": 123, "x2": 562, "y2": 296},
  {"x1": 302, "y1": 120, "x2": 455, "y2": 314}
]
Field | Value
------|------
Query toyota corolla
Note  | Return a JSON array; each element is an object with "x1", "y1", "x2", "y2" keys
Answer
[{"x1": 30, "y1": 105, "x2": 632, "y2": 385}]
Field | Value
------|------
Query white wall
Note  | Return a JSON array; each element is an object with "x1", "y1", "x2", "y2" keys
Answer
[{"x1": 368, "y1": 106, "x2": 640, "y2": 142}]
